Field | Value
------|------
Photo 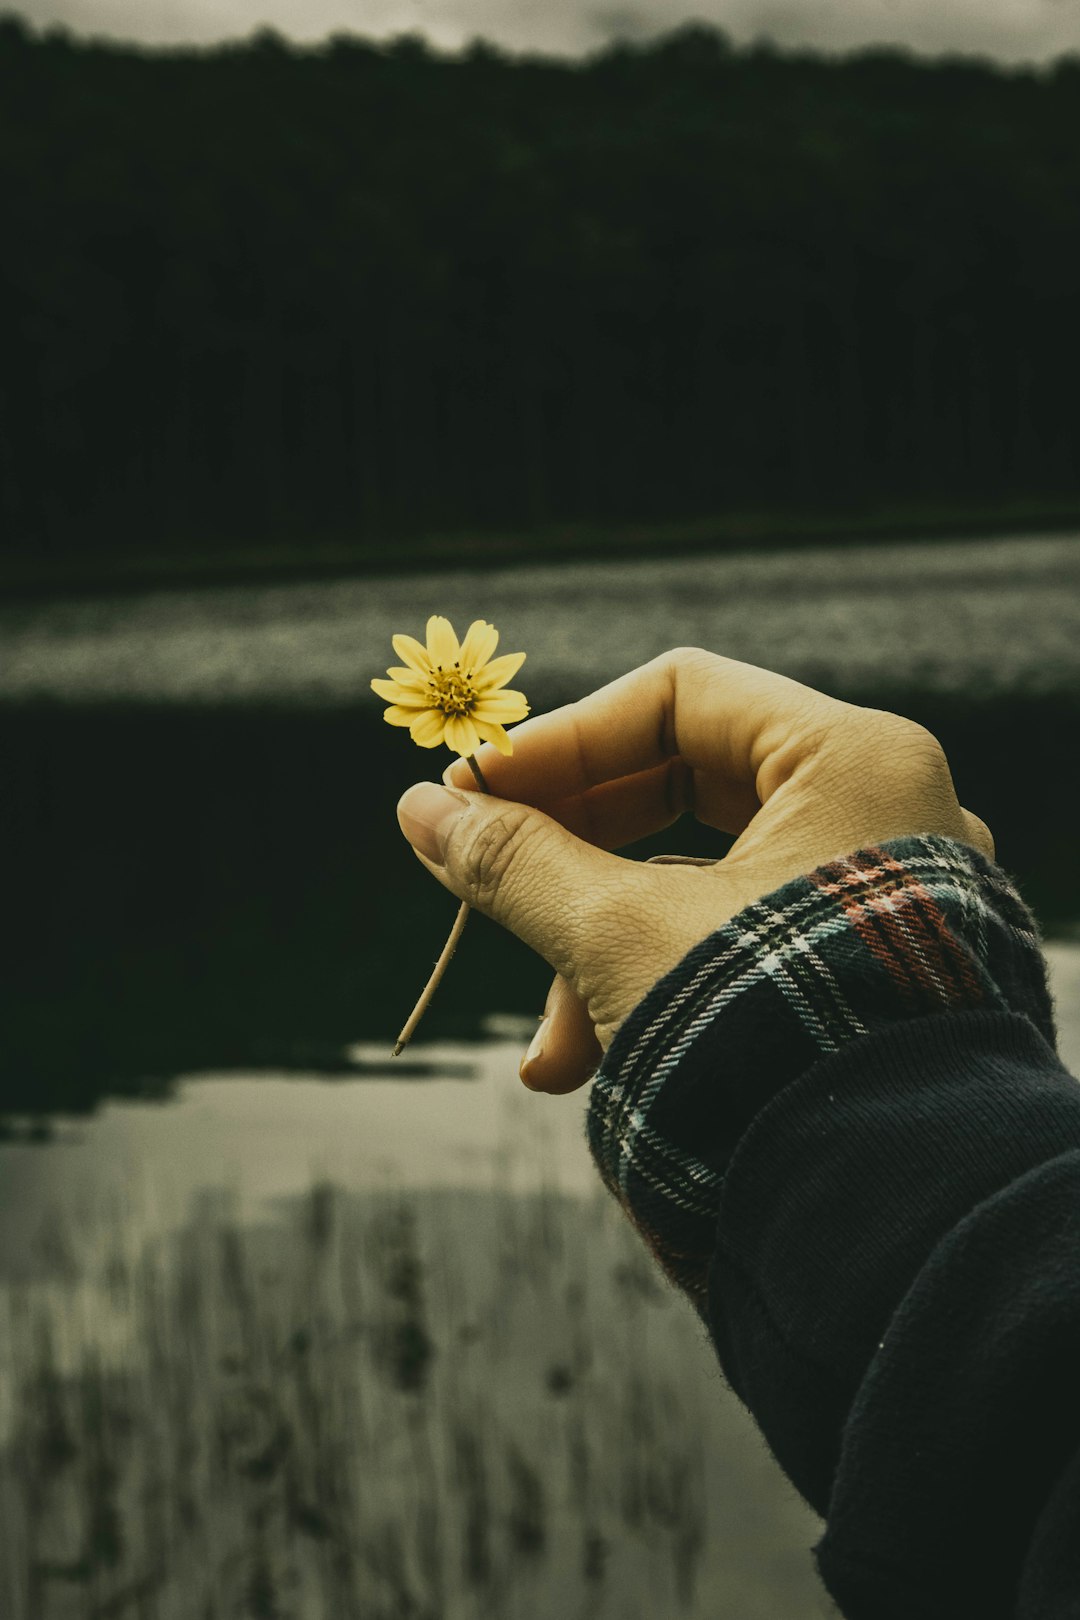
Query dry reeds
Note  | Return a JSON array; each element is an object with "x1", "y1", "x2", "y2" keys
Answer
[{"x1": 0, "y1": 1176, "x2": 825, "y2": 1619}]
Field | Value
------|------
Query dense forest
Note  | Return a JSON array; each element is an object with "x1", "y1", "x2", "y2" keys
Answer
[{"x1": 2, "y1": 14, "x2": 1079, "y2": 570}]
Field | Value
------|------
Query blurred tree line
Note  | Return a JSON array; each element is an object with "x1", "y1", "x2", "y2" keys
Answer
[{"x1": 1, "y1": 14, "x2": 1079, "y2": 567}]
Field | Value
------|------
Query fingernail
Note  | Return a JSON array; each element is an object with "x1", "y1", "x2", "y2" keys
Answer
[
  {"x1": 519, "y1": 1017, "x2": 548, "y2": 1085},
  {"x1": 397, "y1": 783, "x2": 469, "y2": 865}
]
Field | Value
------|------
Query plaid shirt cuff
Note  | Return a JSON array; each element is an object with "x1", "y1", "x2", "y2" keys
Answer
[{"x1": 585, "y1": 834, "x2": 1058, "y2": 1308}]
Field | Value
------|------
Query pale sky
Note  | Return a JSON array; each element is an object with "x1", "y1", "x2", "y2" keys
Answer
[{"x1": 10, "y1": 0, "x2": 1080, "y2": 64}]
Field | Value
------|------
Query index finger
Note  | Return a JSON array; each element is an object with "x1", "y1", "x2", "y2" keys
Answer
[{"x1": 445, "y1": 647, "x2": 842, "y2": 806}]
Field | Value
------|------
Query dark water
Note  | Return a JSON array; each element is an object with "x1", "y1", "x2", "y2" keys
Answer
[{"x1": 4, "y1": 685, "x2": 1079, "y2": 1120}]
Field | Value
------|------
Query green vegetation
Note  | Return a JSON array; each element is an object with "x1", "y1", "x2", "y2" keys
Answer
[{"x1": 2, "y1": 15, "x2": 1080, "y2": 583}]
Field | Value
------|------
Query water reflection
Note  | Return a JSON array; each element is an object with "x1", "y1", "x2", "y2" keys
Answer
[{"x1": 0, "y1": 1040, "x2": 834, "y2": 1619}]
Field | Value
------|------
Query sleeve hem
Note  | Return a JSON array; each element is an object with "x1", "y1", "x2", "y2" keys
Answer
[{"x1": 586, "y1": 833, "x2": 1057, "y2": 1304}]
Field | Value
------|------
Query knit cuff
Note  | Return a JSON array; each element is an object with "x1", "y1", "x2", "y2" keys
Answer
[{"x1": 585, "y1": 835, "x2": 1057, "y2": 1307}]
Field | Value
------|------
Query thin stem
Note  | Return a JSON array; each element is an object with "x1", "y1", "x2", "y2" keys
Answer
[
  {"x1": 467, "y1": 756, "x2": 490, "y2": 792},
  {"x1": 392, "y1": 752, "x2": 491, "y2": 1057},
  {"x1": 392, "y1": 898, "x2": 470, "y2": 1057}
]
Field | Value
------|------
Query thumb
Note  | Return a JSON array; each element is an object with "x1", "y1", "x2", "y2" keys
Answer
[{"x1": 396, "y1": 781, "x2": 618, "y2": 982}]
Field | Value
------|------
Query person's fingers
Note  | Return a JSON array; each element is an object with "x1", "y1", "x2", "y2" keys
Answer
[
  {"x1": 445, "y1": 752, "x2": 719, "y2": 849},
  {"x1": 515, "y1": 756, "x2": 756, "y2": 852},
  {"x1": 398, "y1": 782, "x2": 739, "y2": 1049},
  {"x1": 542, "y1": 760, "x2": 691, "y2": 846},
  {"x1": 444, "y1": 648, "x2": 842, "y2": 807},
  {"x1": 545, "y1": 758, "x2": 760, "y2": 849},
  {"x1": 396, "y1": 781, "x2": 630, "y2": 985},
  {"x1": 519, "y1": 974, "x2": 602, "y2": 1094},
  {"x1": 418, "y1": 660, "x2": 1001, "y2": 1077},
  {"x1": 444, "y1": 659, "x2": 994, "y2": 867}
]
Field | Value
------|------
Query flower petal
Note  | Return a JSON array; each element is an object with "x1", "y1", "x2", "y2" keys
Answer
[
  {"x1": 392, "y1": 634, "x2": 433, "y2": 675},
  {"x1": 425, "y1": 616, "x2": 461, "y2": 671},
  {"x1": 474, "y1": 720, "x2": 514, "y2": 756},
  {"x1": 472, "y1": 690, "x2": 530, "y2": 723},
  {"x1": 445, "y1": 714, "x2": 482, "y2": 757},
  {"x1": 409, "y1": 709, "x2": 448, "y2": 748},
  {"x1": 458, "y1": 620, "x2": 499, "y2": 674},
  {"x1": 371, "y1": 677, "x2": 431, "y2": 708},
  {"x1": 475, "y1": 651, "x2": 526, "y2": 691},
  {"x1": 387, "y1": 665, "x2": 429, "y2": 690},
  {"x1": 382, "y1": 705, "x2": 419, "y2": 728}
]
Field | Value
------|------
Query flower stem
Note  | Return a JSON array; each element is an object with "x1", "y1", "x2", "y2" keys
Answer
[
  {"x1": 392, "y1": 754, "x2": 490, "y2": 1056},
  {"x1": 466, "y1": 756, "x2": 490, "y2": 792},
  {"x1": 391, "y1": 899, "x2": 471, "y2": 1056}
]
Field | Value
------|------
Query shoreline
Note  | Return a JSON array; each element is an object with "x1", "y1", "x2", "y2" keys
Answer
[{"x1": 6, "y1": 496, "x2": 1080, "y2": 602}]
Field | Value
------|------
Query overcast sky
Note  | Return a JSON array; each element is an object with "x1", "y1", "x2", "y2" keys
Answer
[{"x1": 9, "y1": 0, "x2": 1080, "y2": 64}]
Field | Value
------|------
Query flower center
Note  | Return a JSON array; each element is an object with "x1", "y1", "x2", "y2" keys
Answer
[{"x1": 428, "y1": 664, "x2": 477, "y2": 715}]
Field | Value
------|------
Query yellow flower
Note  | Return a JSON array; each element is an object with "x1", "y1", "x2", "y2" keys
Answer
[{"x1": 371, "y1": 616, "x2": 529, "y2": 757}]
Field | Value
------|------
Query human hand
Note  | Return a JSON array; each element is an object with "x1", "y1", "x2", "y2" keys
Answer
[{"x1": 396, "y1": 649, "x2": 993, "y2": 1094}]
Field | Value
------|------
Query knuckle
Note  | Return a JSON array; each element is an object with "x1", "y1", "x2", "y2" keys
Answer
[
  {"x1": 962, "y1": 808, "x2": 996, "y2": 860},
  {"x1": 852, "y1": 709, "x2": 950, "y2": 778},
  {"x1": 665, "y1": 644, "x2": 717, "y2": 676},
  {"x1": 828, "y1": 708, "x2": 977, "y2": 842}
]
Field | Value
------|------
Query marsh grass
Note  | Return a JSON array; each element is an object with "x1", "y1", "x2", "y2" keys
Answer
[{"x1": 0, "y1": 1175, "x2": 829, "y2": 1619}]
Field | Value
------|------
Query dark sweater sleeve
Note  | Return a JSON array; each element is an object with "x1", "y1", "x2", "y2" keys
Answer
[{"x1": 585, "y1": 835, "x2": 1080, "y2": 1619}]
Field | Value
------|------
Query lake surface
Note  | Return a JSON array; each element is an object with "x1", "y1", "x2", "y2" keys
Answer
[
  {"x1": 4, "y1": 532, "x2": 1080, "y2": 1617},
  {"x1": 0, "y1": 1039, "x2": 837, "y2": 1620}
]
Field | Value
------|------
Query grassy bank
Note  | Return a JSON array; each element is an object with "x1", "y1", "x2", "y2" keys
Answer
[{"x1": 6, "y1": 495, "x2": 1080, "y2": 600}]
